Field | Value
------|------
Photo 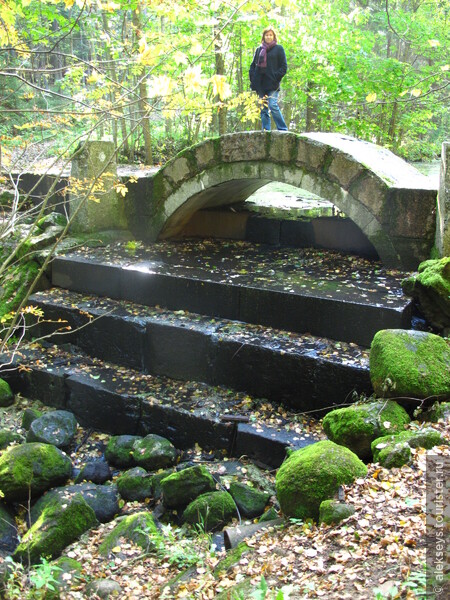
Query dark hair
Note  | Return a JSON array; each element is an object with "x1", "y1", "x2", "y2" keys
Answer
[{"x1": 261, "y1": 27, "x2": 278, "y2": 43}]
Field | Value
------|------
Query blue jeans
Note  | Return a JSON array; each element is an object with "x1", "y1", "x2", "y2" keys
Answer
[{"x1": 261, "y1": 90, "x2": 288, "y2": 131}]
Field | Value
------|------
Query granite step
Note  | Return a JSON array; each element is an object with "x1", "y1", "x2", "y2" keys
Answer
[
  {"x1": 0, "y1": 343, "x2": 318, "y2": 468},
  {"x1": 51, "y1": 240, "x2": 413, "y2": 347},
  {"x1": 29, "y1": 288, "x2": 372, "y2": 411}
]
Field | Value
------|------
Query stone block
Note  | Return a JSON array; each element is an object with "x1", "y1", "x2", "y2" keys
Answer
[
  {"x1": 327, "y1": 152, "x2": 365, "y2": 189},
  {"x1": 69, "y1": 140, "x2": 127, "y2": 233},
  {"x1": 195, "y1": 140, "x2": 217, "y2": 169},
  {"x1": 163, "y1": 156, "x2": 190, "y2": 185},
  {"x1": 296, "y1": 137, "x2": 328, "y2": 170},
  {"x1": 269, "y1": 133, "x2": 296, "y2": 163},
  {"x1": 350, "y1": 172, "x2": 387, "y2": 216},
  {"x1": 220, "y1": 132, "x2": 267, "y2": 163}
]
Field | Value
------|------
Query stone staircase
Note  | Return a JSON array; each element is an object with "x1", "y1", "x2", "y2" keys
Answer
[{"x1": 4, "y1": 238, "x2": 413, "y2": 467}]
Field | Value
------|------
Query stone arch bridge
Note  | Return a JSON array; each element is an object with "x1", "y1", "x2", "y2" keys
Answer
[
  {"x1": 70, "y1": 132, "x2": 437, "y2": 270},
  {"x1": 121, "y1": 132, "x2": 437, "y2": 270}
]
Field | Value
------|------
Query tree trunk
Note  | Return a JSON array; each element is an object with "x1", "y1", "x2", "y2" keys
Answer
[{"x1": 132, "y1": 6, "x2": 153, "y2": 164}]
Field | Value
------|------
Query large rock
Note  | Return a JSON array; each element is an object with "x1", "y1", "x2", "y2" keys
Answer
[
  {"x1": 99, "y1": 512, "x2": 159, "y2": 557},
  {"x1": 161, "y1": 465, "x2": 216, "y2": 508},
  {"x1": 183, "y1": 491, "x2": 237, "y2": 532},
  {"x1": 13, "y1": 493, "x2": 97, "y2": 564},
  {"x1": 26, "y1": 410, "x2": 78, "y2": 448},
  {"x1": 116, "y1": 467, "x2": 154, "y2": 502},
  {"x1": 370, "y1": 329, "x2": 450, "y2": 399},
  {"x1": 105, "y1": 435, "x2": 142, "y2": 468},
  {"x1": 322, "y1": 400, "x2": 411, "y2": 460},
  {"x1": 132, "y1": 434, "x2": 178, "y2": 471},
  {"x1": 402, "y1": 257, "x2": 450, "y2": 333},
  {"x1": 74, "y1": 459, "x2": 112, "y2": 484},
  {"x1": 0, "y1": 442, "x2": 72, "y2": 502},
  {"x1": 275, "y1": 440, "x2": 367, "y2": 521},
  {"x1": 371, "y1": 428, "x2": 447, "y2": 464},
  {"x1": 30, "y1": 483, "x2": 119, "y2": 524},
  {"x1": 0, "y1": 379, "x2": 14, "y2": 407},
  {"x1": 319, "y1": 500, "x2": 355, "y2": 525},
  {"x1": 229, "y1": 482, "x2": 270, "y2": 519}
]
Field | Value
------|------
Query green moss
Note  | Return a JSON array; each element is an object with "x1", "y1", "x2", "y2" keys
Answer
[
  {"x1": 229, "y1": 482, "x2": 269, "y2": 518},
  {"x1": 319, "y1": 500, "x2": 355, "y2": 525},
  {"x1": 116, "y1": 467, "x2": 154, "y2": 501},
  {"x1": 213, "y1": 542, "x2": 252, "y2": 575},
  {"x1": 99, "y1": 512, "x2": 158, "y2": 556},
  {"x1": 183, "y1": 491, "x2": 237, "y2": 532},
  {"x1": 131, "y1": 434, "x2": 177, "y2": 471},
  {"x1": 371, "y1": 428, "x2": 446, "y2": 461},
  {"x1": 0, "y1": 379, "x2": 14, "y2": 407},
  {"x1": 160, "y1": 465, "x2": 216, "y2": 508},
  {"x1": 104, "y1": 435, "x2": 141, "y2": 468},
  {"x1": 370, "y1": 330, "x2": 450, "y2": 399},
  {"x1": 322, "y1": 400, "x2": 410, "y2": 460},
  {"x1": 421, "y1": 401, "x2": 450, "y2": 423},
  {"x1": 0, "y1": 442, "x2": 72, "y2": 502},
  {"x1": 376, "y1": 442, "x2": 411, "y2": 469},
  {"x1": 13, "y1": 494, "x2": 97, "y2": 564},
  {"x1": 275, "y1": 440, "x2": 367, "y2": 521},
  {"x1": 0, "y1": 259, "x2": 40, "y2": 319},
  {"x1": 0, "y1": 429, "x2": 23, "y2": 449}
]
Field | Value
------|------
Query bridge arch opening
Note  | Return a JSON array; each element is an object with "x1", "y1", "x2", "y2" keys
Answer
[{"x1": 167, "y1": 179, "x2": 379, "y2": 260}]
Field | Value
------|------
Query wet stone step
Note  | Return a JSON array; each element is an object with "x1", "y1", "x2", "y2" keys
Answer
[
  {"x1": 29, "y1": 288, "x2": 372, "y2": 410},
  {"x1": 0, "y1": 344, "x2": 318, "y2": 468},
  {"x1": 51, "y1": 239, "x2": 413, "y2": 347}
]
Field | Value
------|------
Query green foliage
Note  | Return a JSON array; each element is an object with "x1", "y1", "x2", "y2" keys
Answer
[
  {"x1": 1, "y1": 556, "x2": 62, "y2": 600},
  {"x1": 0, "y1": 0, "x2": 447, "y2": 163}
]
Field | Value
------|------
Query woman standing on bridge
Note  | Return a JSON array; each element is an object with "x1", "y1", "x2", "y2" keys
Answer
[{"x1": 249, "y1": 27, "x2": 288, "y2": 131}]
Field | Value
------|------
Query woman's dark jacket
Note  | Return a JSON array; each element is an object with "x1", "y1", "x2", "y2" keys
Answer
[{"x1": 249, "y1": 44, "x2": 288, "y2": 97}]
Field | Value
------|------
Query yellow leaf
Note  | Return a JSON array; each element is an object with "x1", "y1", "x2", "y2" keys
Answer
[
  {"x1": 411, "y1": 89, "x2": 422, "y2": 97},
  {"x1": 366, "y1": 92, "x2": 377, "y2": 103},
  {"x1": 184, "y1": 65, "x2": 205, "y2": 94},
  {"x1": 428, "y1": 39, "x2": 440, "y2": 48},
  {"x1": 211, "y1": 74, "x2": 231, "y2": 101},
  {"x1": 441, "y1": 65, "x2": 449, "y2": 72},
  {"x1": 111, "y1": 546, "x2": 121, "y2": 553}
]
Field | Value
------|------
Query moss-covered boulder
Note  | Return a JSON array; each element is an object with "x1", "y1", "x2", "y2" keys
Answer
[
  {"x1": 105, "y1": 435, "x2": 142, "y2": 468},
  {"x1": 371, "y1": 428, "x2": 447, "y2": 462},
  {"x1": 99, "y1": 512, "x2": 159, "y2": 557},
  {"x1": 183, "y1": 491, "x2": 237, "y2": 532},
  {"x1": 117, "y1": 467, "x2": 154, "y2": 501},
  {"x1": 30, "y1": 483, "x2": 119, "y2": 524},
  {"x1": 402, "y1": 257, "x2": 450, "y2": 333},
  {"x1": 421, "y1": 401, "x2": 450, "y2": 423},
  {"x1": 275, "y1": 440, "x2": 367, "y2": 521},
  {"x1": 0, "y1": 430, "x2": 23, "y2": 450},
  {"x1": 319, "y1": 500, "x2": 355, "y2": 525},
  {"x1": 374, "y1": 441, "x2": 412, "y2": 469},
  {"x1": 13, "y1": 493, "x2": 97, "y2": 564},
  {"x1": 21, "y1": 408, "x2": 42, "y2": 430},
  {"x1": 229, "y1": 482, "x2": 270, "y2": 518},
  {"x1": 370, "y1": 330, "x2": 450, "y2": 399},
  {"x1": 161, "y1": 465, "x2": 216, "y2": 508},
  {"x1": 131, "y1": 434, "x2": 178, "y2": 471},
  {"x1": 0, "y1": 442, "x2": 72, "y2": 502},
  {"x1": 322, "y1": 400, "x2": 411, "y2": 460},
  {"x1": 26, "y1": 410, "x2": 78, "y2": 449},
  {"x1": 0, "y1": 379, "x2": 14, "y2": 408}
]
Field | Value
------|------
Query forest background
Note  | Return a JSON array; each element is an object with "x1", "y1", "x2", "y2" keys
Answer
[{"x1": 0, "y1": 0, "x2": 448, "y2": 170}]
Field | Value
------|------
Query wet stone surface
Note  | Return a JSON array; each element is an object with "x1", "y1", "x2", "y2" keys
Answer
[{"x1": 65, "y1": 238, "x2": 411, "y2": 308}]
